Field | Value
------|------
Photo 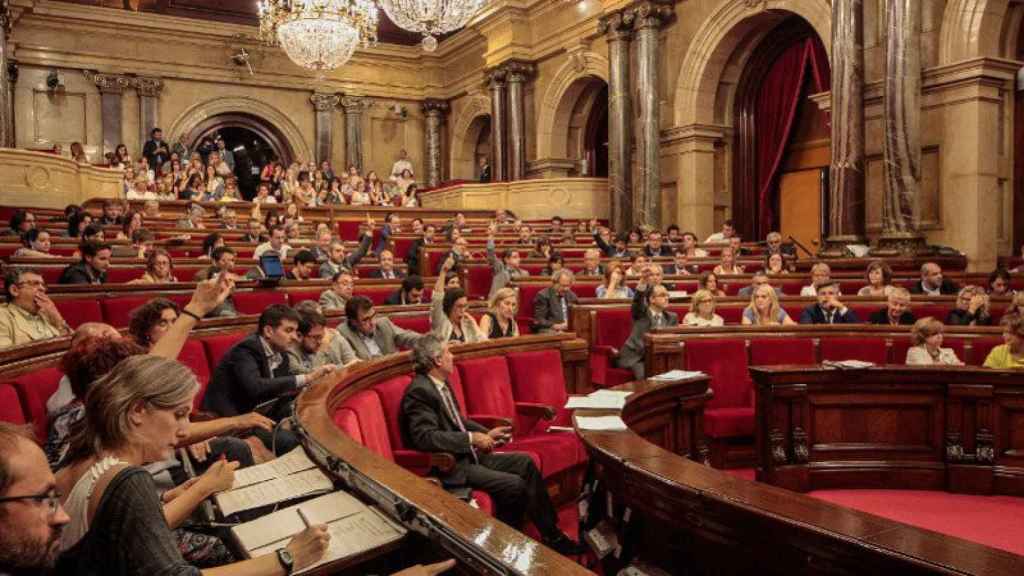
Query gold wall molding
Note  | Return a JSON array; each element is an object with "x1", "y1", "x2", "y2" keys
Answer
[
  {"x1": 419, "y1": 177, "x2": 609, "y2": 220},
  {"x1": 0, "y1": 147, "x2": 121, "y2": 207}
]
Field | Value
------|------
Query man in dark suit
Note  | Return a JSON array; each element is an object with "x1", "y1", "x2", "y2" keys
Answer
[
  {"x1": 58, "y1": 241, "x2": 111, "y2": 285},
  {"x1": 662, "y1": 249, "x2": 696, "y2": 276},
  {"x1": 868, "y1": 288, "x2": 917, "y2": 325},
  {"x1": 909, "y1": 262, "x2": 959, "y2": 295},
  {"x1": 532, "y1": 269, "x2": 579, "y2": 333},
  {"x1": 318, "y1": 232, "x2": 372, "y2": 279},
  {"x1": 285, "y1": 249, "x2": 318, "y2": 281},
  {"x1": 478, "y1": 156, "x2": 491, "y2": 183},
  {"x1": 617, "y1": 283, "x2": 678, "y2": 380},
  {"x1": 142, "y1": 127, "x2": 170, "y2": 171},
  {"x1": 799, "y1": 281, "x2": 861, "y2": 324},
  {"x1": 642, "y1": 231, "x2": 673, "y2": 258},
  {"x1": 400, "y1": 335, "x2": 584, "y2": 555},
  {"x1": 204, "y1": 305, "x2": 335, "y2": 452},
  {"x1": 384, "y1": 275, "x2": 424, "y2": 306},
  {"x1": 368, "y1": 250, "x2": 406, "y2": 280},
  {"x1": 374, "y1": 213, "x2": 401, "y2": 256},
  {"x1": 404, "y1": 224, "x2": 436, "y2": 278}
]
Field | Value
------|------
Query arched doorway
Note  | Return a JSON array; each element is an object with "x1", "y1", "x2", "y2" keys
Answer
[
  {"x1": 185, "y1": 113, "x2": 295, "y2": 200},
  {"x1": 471, "y1": 116, "x2": 492, "y2": 181},
  {"x1": 545, "y1": 75, "x2": 609, "y2": 177},
  {"x1": 583, "y1": 85, "x2": 609, "y2": 177}
]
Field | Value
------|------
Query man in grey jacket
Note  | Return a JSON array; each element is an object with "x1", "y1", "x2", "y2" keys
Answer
[
  {"x1": 335, "y1": 296, "x2": 423, "y2": 363},
  {"x1": 616, "y1": 281, "x2": 678, "y2": 380}
]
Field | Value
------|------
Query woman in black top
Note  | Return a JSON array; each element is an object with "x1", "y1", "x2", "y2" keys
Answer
[
  {"x1": 946, "y1": 285, "x2": 992, "y2": 326},
  {"x1": 479, "y1": 287, "x2": 520, "y2": 340}
]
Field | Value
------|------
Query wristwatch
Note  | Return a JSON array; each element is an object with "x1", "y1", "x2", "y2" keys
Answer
[{"x1": 276, "y1": 548, "x2": 295, "y2": 575}]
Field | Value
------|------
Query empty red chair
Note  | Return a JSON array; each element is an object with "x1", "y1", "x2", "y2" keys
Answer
[
  {"x1": 389, "y1": 314, "x2": 431, "y2": 335},
  {"x1": 684, "y1": 339, "x2": 754, "y2": 439},
  {"x1": 11, "y1": 367, "x2": 64, "y2": 440},
  {"x1": 573, "y1": 284, "x2": 597, "y2": 298},
  {"x1": 54, "y1": 298, "x2": 103, "y2": 329},
  {"x1": 717, "y1": 307, "x2": 743, "y2": 324},
  {"x1": 200, "y1": 332, "x2": 248, "y2": 368},
  {"x1": 0, "y1": 383, "x2": 26, "y2": 424},
  {"x1": 333, "y1": 407, "x2": 363, "y2": 443},
  {"x1": 358, "y1": 287, "x2": 395, "y2": 305},
  {"x1": 177, "y1": 340, "x2": 212, "y2": 411},
  {"x1": 341, "y1": 390, "x2": 393, "y2": 460},
  {"x1": 105, "y1": 268, "x2": 140, "y2": 283},
  {"x1": 466, "y1": 266, "x2": 492, "y2": 299},
  {"x1": 506, "y1": 350, "x2": 572, "y2": 431},
  {"x1": 101, "y1": 296, "x2": 152, "y2": 328},
  {"x1": 968, "y1": 337, "x2": 1004, "y2": 366},
  {"x1": 232, "y1": 291, "x2": 287, "y2": 315},
  {"x1": 287, "y1": 290, "x2": 322, "y2": 306},
  {"x1": 750, "y1": 337, "x2": 816, "y2": 366},
  {"x1": 819, "y1": 337, "x2": 888, "y2": 364},
  {"x1": 589, "y1": 308, "x2": 636, "y2": 389},
  {"x1": 38, "y1": 268, "x2": 64, "y2": 285}
]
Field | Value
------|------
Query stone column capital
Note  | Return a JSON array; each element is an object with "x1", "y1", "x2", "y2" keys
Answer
[
  {"x1": 340, "y1": 95, "x2": 371, "y2": 112},
  {"x1": 502, "y1": 60, "x2": 535, "y2": 84},
  {"x1": 87, "y1": 72, "x2": 131, "y2": 94},
  {"x1": 485, "y1": 67, "x2": 507, "y2": 89},
  {"x1": 422, "y1": 98, "x2": 449, "y2": 117},
  {"x1": 310, "y1": 92, "x2": 341, "y2": 111},
  {"x1": 628, "y1": 0, "x2": 675, "y2": 29},
  {"x1": 597, "y1": 10, "x2": 635, "y2": 40},
  {"x1": 134, "y1": 76, "x2": 164, "y2": 97}
]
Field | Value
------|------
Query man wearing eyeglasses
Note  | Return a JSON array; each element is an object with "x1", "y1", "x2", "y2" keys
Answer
[
  {"x1": 336, "y1": 296, "x2": 423, "y2": 364},
  {"x1": 0, "y1": 268, "x2": 70, "y2": 349},
  {"x1": 0, "y1": 422, "x2": 70, "y2": 573}
]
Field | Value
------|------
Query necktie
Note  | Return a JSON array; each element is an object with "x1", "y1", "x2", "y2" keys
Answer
[
  {"x1": 827, "y1": 310, "x2": 834, "y2": 324},
  {"x1": 440, "y1": 385, "x2": 477, "y2": 463}
]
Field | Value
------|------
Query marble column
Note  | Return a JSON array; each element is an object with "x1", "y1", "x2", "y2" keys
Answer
[
  {"x1": 135, "y1": 77, "x2": 163, "y2": 148},
  {"x1": 89, "y1": 72, "x2": 131, "y2": 157},
  {"x1": 0, "y1": 6, "x2": 13, "y2": 148},
  {"x1": 598, "y1": 12, "x2": 634, "y2": 234},
  {"x1": 310, "y1": 92, "x2": 340, "y2": 165},
  {"x1": 487, "y1": 69, "x2": 507, "y2": 182},
  {"x1": 340, "y1": 95, "x2": 369, "y2": 171},
  {"x1": 5, "y1": 61, "x2": 16, "y2": 149},
  {"x1": 504, "y1": 61, "x2": 533, "y2": 181},
  {"x1": 632, "y1": 1, "x2": 673, "y2": 229},
  {"x1": 875, "y1": 0, "x2": 927, "y2": 255},
  {"x1": 821, "y1": 0, "x2": 866, "y2": 256},
  {"x1": 422, "y1": 98, "x2": 449, "y2": 188}
]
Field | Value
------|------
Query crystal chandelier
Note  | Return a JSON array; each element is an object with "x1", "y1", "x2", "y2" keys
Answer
[
  {"x1": 258, "y1": 0, "x2": 379, "y2": 71},
  {"x1": 377, "y1": 0, "x2": 488, "y2": 52}
]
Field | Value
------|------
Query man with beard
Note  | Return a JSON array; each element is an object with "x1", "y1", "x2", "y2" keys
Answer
[{"x1": 0, "y1": 422, "x2": 71, "y2": 575}]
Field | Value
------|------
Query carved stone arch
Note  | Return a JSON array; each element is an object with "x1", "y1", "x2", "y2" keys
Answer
[
  {"x1": 535, "y1": 51, "x2": 610, "y2": 160},
  {"x1": 939, "y1": 0, "x2": 1013, "y2": 64},
  {"x1": 672, "y1": 0, "x2": 830, "y2": 128},
  {"x1": 449, "y1": 93, "x2": 492, "y2": 179},
  {"x1": 167, "y1": 96, "x2": 313, "y2": 164}
]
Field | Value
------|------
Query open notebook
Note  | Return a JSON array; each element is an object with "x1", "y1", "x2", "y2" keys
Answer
[
  {"x1": 214, "y1": 447, "x2": 334, "y2": 517},
  {"x1": 231, "y1": 491, "x2": 407, "y2": 573}
]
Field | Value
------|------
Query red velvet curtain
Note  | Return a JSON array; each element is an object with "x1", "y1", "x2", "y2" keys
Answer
[{"x1": 755, "y1": 36, "x2": 830, "y2": 228}]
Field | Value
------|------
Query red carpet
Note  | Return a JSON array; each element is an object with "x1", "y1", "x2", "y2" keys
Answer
[{"x1": 809, "y1": 489, "x2": 1024, "y2": 556}]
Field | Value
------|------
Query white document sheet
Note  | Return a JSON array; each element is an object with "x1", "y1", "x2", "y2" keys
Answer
[
  {"x1": 215, "y1": 468, "x2": 334, "y2": 517},
  {"x1": 575, "y1": 415, "x2": 629, "y2": 431}
]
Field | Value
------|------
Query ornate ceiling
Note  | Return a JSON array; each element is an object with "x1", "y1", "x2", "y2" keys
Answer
[{"x1": 54, "y1": 0, "x2": 441, "y2": 46}]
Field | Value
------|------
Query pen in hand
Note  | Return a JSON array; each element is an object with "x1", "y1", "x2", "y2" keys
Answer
[{"x1": 297, "y1": 507, "x2": 312, "y2": 528}]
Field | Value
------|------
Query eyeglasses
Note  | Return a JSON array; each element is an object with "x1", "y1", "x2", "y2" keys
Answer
[
  {"x1": 0, "y1": 489, "x2": 63, "y2": 517},
  {"x1": 16, "y1": 280, "x2": 46, "y2": 289}
]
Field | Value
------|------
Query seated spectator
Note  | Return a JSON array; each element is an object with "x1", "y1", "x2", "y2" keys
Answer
[
  {"x1": 200, "y1": 232, "x2": 225, "y2": 259},
  {"x1": 518, "y1": 224, "x2": 534, "y2": 245},
  {"x1": 486, "y1": 222, "x2": 529, "y2": 298},
  {"x1": 683, "y1": 289, "x2": 724, "y2": 327},
  {"x1": 0, "y1": 268, "x2": 69, "y2": 347},
  {"x1": 728, "y1": 236, "x2": 748, "y2": 257},
  {"x1": 98, "y1": 200, "x2": 122, "y2": 226},
  {"x1": 195, "y1": 246, "x2": 237, "y2": 281},
  {"x1": 479, "y1": 287, "x2": 519, "y2": 340},
  {"x1": 625, "y1": 254, "x2": 649, "y2": 277},
  {"x1": 79, "y1": 223, "x2": 103, "y2": 244},
  {"x1": 857, "y1": 260, "x2": 895, "y2": 297},
  {"x1": 593, "y1": 225, "x2": 632, "y2": 258},
  {"x1": 66, "y1": 210, "x2": 91, "y2": 239},
  {"x1": 800, "y1": 262, "x2": 832, "y2": 296},
  {"x1": 287, "y1": 304, "x2": 350, "y2": 374},
  {"x1": 253, "y1": 181, "x2": 278, "y2": 204},
  {"x1": 319, "y1": 270, "x2": 354, "y2": 311},
  {"x1": 129, "y1": 248, "x2": 177, "y2": 284},
  {"x1": 431, "y1": 256, "x2": 484, "y2": 343},
  {"x1": 679, "y1": 231, "x2": 708, "y2": 258},
  {"x1": 531, "y1": 237, "x2": 553, "y2": 260},
  {"x1": 946, "y1": 285, "x2": 992, "y2": 326},
  {"x1": 764, "y1": 252, "x2": 789, "y2": 275},
  {"x1": 111, "y1": 228, "x2": 154, "y2": 258},
  {"x1": 176, "y1": 202, "x2": 206, "y2": 229},
  {"x1": 142, "y1": 199, "x2": 161, "y2": 218},
  {"x1": 698, "y1": 271, "x2": 726, "y2": 298},
  {"x1": 764, "y1": 231, "x2": 797, "y2": 258},
  {"x1": 127, "y1": 298, "x2": 180, "y2": 351},
  {"x1": 7, "y1": 208, "x2": 37, "y2": 237},
  {"x1": 643, "y1": 230, "x2": 672, "y2": 257},
  {"x1": 984, "y1": 316, "x2": 1024, "y2": 369},
  {"x1": 369, "y1": 250, "x2": 405, "y2": 280},
  {"x1": 385, "y1": 275, "x2": 424, "y2": 306},
  {"x1": 743, "y1": 284, "x2": 796, "y2": 326},
  {"x1": 580, "y1": 248, "x2": 605, "y2": 277},
  {"x1": 540, "y1": 253, "x2": 565, "y2": 277},
  {"x1": 663, "y1": 249, "x2": 695, "y2": 276},
  {"x1": 1002, "y1": 292, "x2": 1024, "y2": 325},
  {"x1": 311, "y1": 229, "x2": 333, "y2": 263},
  {"x1": 437, "y1": 237, "x2": 471, "y2": 276},
  {"x1": 336, "y1": 296, "x2": 423, "y2": 363},
  {"x1": 58, "y1": 241, "x2": 111, "y2": 285},
  {"x1": 705, "y1": 219, "x2": 735, "y2": 244},
  {"x1": 869, "y1": 287, "x2": 916, "y2": 326},
  {"x1": 665, "y1": 224, "x2": 682, "y2": 246},
  {"x1": 286, "y1": 249, "x2": 318, "y2": 281},
  {"x1": 738, "y1": 270, "x2": 781, "y2": 299},
  {"x1": 597, "y1": 266, "x2": 634, "y2": 299},
  {"x1": 800, "y1": 281, "x2": 860, "y2": 324},
  {"x1": 319, "y1": 225, "x2": 372, "y2": 279},
  {"x1": 532, "y1": 269, "x2": 577, "y2": 333},
  {"x1": 617, "y1": 283, "x2": 677, "y2": 380},
  {"x1": 243, "y1": 218, "x2": 265, "y2": 243},
  {"x1": 906, "y1": 317, "x2": 963, "y2": 365},
  {"x1": 14, "y1": 228, "x2": 55, "y2": 258},
  {"x1": 988, "y1": 268, "x2": 1014, "y2": 296},
  {"x1": 404, "y1": 224, "x2": 436, "y2": 277},
  {"x1": 253, "y1": 224, "x2": 291, "y2": 260},
  {"x1": 910, "y1": 262, "x2": 959, "y2": 295}
]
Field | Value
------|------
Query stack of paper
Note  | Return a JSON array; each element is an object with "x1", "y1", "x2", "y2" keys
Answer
[
  {"x1": 823, "y1": 360, "x2": 875, "y2": 369},
  {"x1": 648, "y1": 369, "x2": 706, "y2": 382},
  {"x1": 565, "y1": 389, "x2": 634, "y2": 410},
  {"x1": 575, "y1": 415, "x2": 628, "y2": 431},
  {"x1": 213, "y1": 447, "x2": 333, "y2": 517}
]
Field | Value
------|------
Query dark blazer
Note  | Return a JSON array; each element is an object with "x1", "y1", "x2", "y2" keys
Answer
[
  {"x1": 799, "y1": 305, "x2": 861, "y2": 325},
  {"x1": 58, "y1": 262, "x2": 105, "y2": 285},
  {"x1": 532, "y1": 287, "x2": 579, "y2": 332},
  {"x1": 367, "y1": 268, "x2": 406, "y2": 280},
  {"x1": 203, "y1": 334, "x2": 299, "y2": 417},
  {"x1": 946, "y1": 308, "x2": 992, "y2": 326},
  {"x1": 869, "y1": 308, "x2": 917, "y2": 325},
  {"x1": 662, "y1": 263, "x2": 696, "y2": 276},
  {"x1": 375, "y1": 224, "x2": 396, "y2": 255},
  {"x1": 384, "y1": 289, "x2": 413, "y2": 306},
  {"x1": 404, "y1": 238, "x2": 429, "y2": 275},
  {"x1": 909, "y1": 279, "x2": 959, "y2": 295},
  {"x1": 593, "y1": 231, "x2": 631, "y2": 259},
  {"x1": 617, "y1": 289, "x2": 679, "y2": 369},
  {"x1": 400, "y1": 373, "x2": 488, "y2": 486},
  {"x1": 643, "y1": 245, "x2": 673, "y2": 258},
  {"x1": 478, "y1": 164, "x2": 491, "y2": 183}
]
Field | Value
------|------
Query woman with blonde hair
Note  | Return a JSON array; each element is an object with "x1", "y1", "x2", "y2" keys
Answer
[
  {"x1": 906, "y1": 317, "x2": 963, "y2": 365},
  {"x1": 683, "y1": 289, "x2": 724, "y2": 327},
  {"x1": 984, "y1": 316, "x2": 1024, "y2": 369},
  {"x1": 1001, "y1": 292, "x2": 1024, "y2": 325},
  {"x1": 742, "y1": 283, "x2": 795, "y2": 325},
  {"x1": 479, "y1": 287, "x2": 520, "y2": 339},
  {"x1": 712, "y1": 245, "x2": 744, "y2": 275}
]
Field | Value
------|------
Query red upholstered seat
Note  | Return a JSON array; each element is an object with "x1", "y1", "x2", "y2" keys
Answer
[
  {"x1": 341, "y1": 390, "x2": 394, "y2": 460},
  {"x1": 968, "y1": 337, "x2": 1004, "y2": 366},
  {"x1": 750, "y1": 338, "x2": 816, "y2": 366},
  {"x1": 573, "y1": 284, "x2": 597, "y2": 298},
  {"x1": 101, "y1": 296, "x2": 151, "y2": 328},
  {"x1": 54, "y1": 298, "x2": 103, "y2": 329},
  {"x1": 506, "y1": 350, "x2": 571, "y2": 430},
  {"x1": 38, "y1": 268, "x2": 63, "y2": 285},
  {"x1": 332, "y1": 407, "x2": 363, "y2": 443},
  {"x1": 372, "y1": 375, "x2": 414, "y2": 451},
  {"x1": 200, "y1": 332, "x2": 248, "y2": 368},
  {"x1": 466, "y1": 266, "x2": 492, "y2": 299},
  {"x1": 590, "y1": 308, "x2": 644, "y2": 388},
  {"x1": 718, "y1": 307, "x2": 743, "y2": 324},
  {"x1": 819, "y1": 337, "x2": 888, "y2": 364},
  {"x1": 389, "y1": 314, "x2": 431, "y2": 334},
  {"x1": 287, "y1": 290, "x2": 322, "y2": 306},
  {"x1": 684, "y1": 339, "x2": 752, "y2": 439},
  {"x1": 336, "y1": 220, "x2": 361, "y2": 241},
  {"x1": 105, "y1": 268, "x2": 140, "y2": 283},
  {"x1": 232, "y1": 291, "x2": 288, "y2": 315},
  {"x1": 915, "y1": 303, "x2": 950, "y2": 322},
  {"x1": 778, "y1": 280, "x2": 804, "y2": 295},
  {"x1": 11, "y1": 367, "x2": 63, "y2": 440},
  {"x1": 0, "y1": 383, "x2": 26, "y2": 424},
  {"x1": 177, "y1": 340, "x2": 212, "y2": 411},
  {"x1": 357, "y1": 287, "x2": 395, "y2": 305}
]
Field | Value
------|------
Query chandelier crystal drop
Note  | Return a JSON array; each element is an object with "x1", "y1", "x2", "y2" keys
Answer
[
  {"x1": 376, "y1": 0, "x2": 488, "y2": 52},
  {"x1": 258, "y1": 0, "x2": 379, "y2": 71}
]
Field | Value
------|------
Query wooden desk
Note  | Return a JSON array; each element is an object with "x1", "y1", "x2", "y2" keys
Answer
[
  {"x1": 751, "y1": 365, "x2": 1024, "y2": 496},
  {"x1": 575, "y1": 372, "x2": 1024, "y2": 575}
]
